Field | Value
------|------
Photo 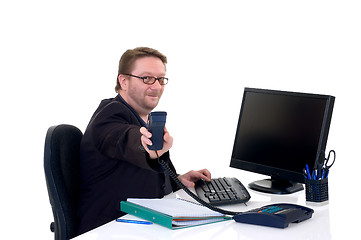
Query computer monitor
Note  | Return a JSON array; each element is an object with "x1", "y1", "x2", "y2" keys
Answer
[{"x1": 230, "y1": 88, "x2": 335, "y2": 194}]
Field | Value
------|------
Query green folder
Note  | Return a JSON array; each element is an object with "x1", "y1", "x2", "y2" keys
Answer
[{"x1": 120, "y1": 198, "x2": 232, "y2": 230}]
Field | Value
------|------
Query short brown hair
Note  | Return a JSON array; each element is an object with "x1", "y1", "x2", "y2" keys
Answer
[{"x1": 115, "y1": 47, "x2": 167, "y2": 92}]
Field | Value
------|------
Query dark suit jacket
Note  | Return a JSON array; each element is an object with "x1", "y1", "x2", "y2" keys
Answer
[{"x1": 77, "y1": 95, "x2": 179, "y2": 235}]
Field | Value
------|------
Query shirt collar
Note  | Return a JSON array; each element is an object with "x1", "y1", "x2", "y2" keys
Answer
[{"x1": 117, "y1": 94, "x2": 148, "y2": 128}]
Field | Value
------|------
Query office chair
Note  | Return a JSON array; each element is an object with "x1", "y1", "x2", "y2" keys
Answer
[{"x1": 44, "y1": 124, "x2": 83, "y2": 240}]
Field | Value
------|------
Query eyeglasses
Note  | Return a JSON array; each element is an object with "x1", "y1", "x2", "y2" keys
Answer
[{"x1": 124, "y1": 74, "x2": 168, "y2": 85}]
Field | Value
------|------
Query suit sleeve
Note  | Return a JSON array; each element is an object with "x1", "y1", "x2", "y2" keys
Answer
[{"x1": 89, "y1": 102, "x2": 170, "y2": 172}]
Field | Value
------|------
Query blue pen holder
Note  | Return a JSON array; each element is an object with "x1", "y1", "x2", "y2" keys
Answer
[{"x1": 305, "y1": 178, "x2": 328, "y2": 203}]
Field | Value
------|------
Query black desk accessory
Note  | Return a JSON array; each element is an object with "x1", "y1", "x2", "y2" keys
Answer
[
  {"x1": 195, "y1": 177, "x2": 250, "y2": 205},
  {"x1": 305, "y1": 178, "x2": 328, "y2": 202},
  {"x1": 233, "y1": 203, "x2": 314, "y2": 228},
  {"x1": 303, "y1": 150, "x2": 334, "y2": 203}
]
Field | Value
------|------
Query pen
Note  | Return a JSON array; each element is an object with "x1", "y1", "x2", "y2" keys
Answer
[
  {"x1": 323, "y1": 168, "x2": 329, "y2": 179},
  {"x1": 305, "y1": 164, "x2": 311, "y2": 180},
  {"x1": 311, "y1": 169, "x2": 316, "y2": 180},
  {"x1": 116, "y1": 219, "x2": 153, "y2": 225}
]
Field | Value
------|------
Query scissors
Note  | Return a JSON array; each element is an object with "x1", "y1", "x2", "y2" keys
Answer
[{"x1": 319, "y1": 150, "x2": 336, "y2": 179}]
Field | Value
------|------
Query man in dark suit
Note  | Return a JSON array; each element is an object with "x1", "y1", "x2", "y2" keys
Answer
[{"x1": 77, "y1": 47, "x2": 211, "y2": 235}]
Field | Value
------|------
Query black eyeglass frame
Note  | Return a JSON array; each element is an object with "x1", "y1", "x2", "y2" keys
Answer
[{"x1": 123, "y1": 74, "x2": 169, "y2": 85}]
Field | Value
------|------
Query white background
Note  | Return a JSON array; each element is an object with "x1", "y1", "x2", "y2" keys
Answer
[{"x1": 0, "y1": 1, "x2": 360, "y2": 239}]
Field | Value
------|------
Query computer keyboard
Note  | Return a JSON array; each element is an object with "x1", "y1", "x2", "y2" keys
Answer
[{"x1": 195, "y1": 177, "x2": 251, "y2": 206}]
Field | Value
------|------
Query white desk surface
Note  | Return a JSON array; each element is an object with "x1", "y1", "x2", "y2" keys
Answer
[{"x1": 73, "y1": 170, "x2": 356, "y2": 240}]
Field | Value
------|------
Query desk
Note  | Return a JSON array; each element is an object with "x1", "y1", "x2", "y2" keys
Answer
[{"x1": 72, "y1": 170, "x2": 353, "y2": 240}]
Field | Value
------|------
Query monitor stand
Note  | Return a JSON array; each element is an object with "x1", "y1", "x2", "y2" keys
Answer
[{"x1": 248, "y1": 177, "x2": 304, "y2": 194}]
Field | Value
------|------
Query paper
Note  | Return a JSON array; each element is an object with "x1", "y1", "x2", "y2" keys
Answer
[{"x1": 127, "y1": 198, "x2": 225, "y2": 218}]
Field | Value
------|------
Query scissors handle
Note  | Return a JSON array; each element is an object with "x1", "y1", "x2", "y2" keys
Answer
[
  {"x1": 320, "y1": 150, "x2": 336, "y2": 179},
  {"x1": 324, "y1": 150, "x2": 336, "y2": 169}
]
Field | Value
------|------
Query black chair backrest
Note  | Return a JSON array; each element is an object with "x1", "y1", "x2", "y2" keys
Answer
[{"x1": 44, "y1": 124, "x2": 83, "y2": 240}]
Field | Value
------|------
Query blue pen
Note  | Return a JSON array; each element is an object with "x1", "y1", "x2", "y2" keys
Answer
[
  {"x1": 324, "y1": 168, "x2": 329, "y2": 178},
  {"x1": 321, "y1": 169, "x2": 326, "y2": 179},
  {"x1": 305, "y1": 164, "x2": 311, "y2": 180},
  {"x1": 116, "y1": 219, "x2": 153, "y2": 225},
  {"x1": 311, "y1": 169, "x2": 316, "y2": 180}
]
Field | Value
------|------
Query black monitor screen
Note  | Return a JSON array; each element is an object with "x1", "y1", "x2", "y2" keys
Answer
[{"x1": 230, "y1": 88, "x2": 335, "y2": 194}]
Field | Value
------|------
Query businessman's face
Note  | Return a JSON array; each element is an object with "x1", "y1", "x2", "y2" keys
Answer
[{"x1": 118, "y1": 56, "x2": 166, "y2": 120}]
